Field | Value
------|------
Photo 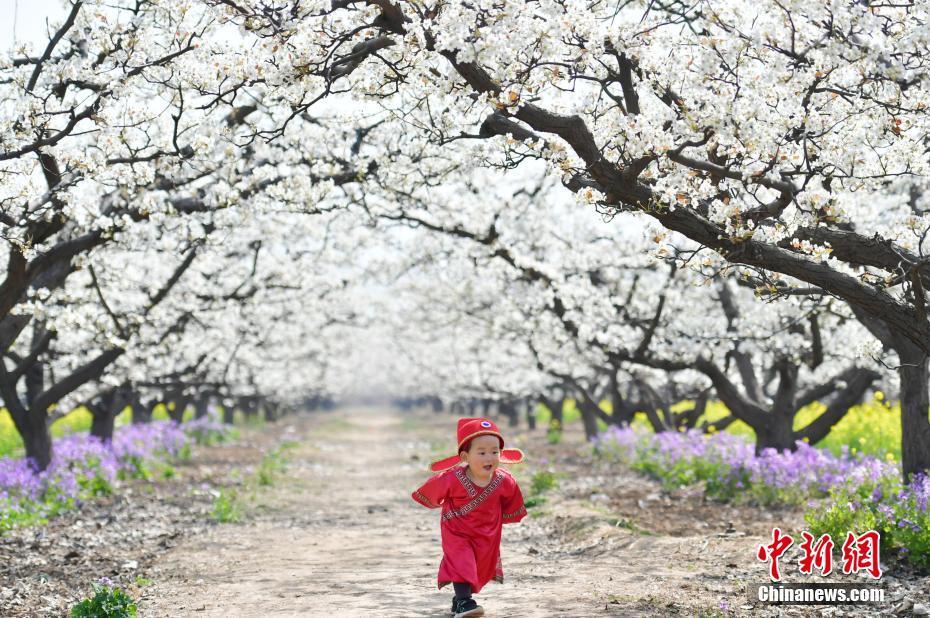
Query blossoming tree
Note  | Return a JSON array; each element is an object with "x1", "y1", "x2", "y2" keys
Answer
[{"x1": 208, "y1": 0, "x2": 930, "y2": 479}]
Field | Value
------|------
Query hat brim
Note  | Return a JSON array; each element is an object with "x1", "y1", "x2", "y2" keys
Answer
[{"x1": 428, "y1": 448, "x2": 525, "y2": 473}]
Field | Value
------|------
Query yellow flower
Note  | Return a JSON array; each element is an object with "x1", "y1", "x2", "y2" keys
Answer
[
  {"x1": 886, "y1": 453, "x2": 895, "y2": 461},
  {"x1": 874, "y1": 391, "x2": 885, "y2": 401}
]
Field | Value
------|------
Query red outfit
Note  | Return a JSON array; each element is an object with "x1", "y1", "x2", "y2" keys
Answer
[{"x1": 412, "y1": 465, "x2": 527, "y2": 593}]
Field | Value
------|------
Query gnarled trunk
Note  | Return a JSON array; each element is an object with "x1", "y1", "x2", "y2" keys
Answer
[
  {"x1": 575, "y1": 398, "x2": 601, "y2": 441},
  {"x1": 896, "y1": 343, "x2": 930, "y2": 481},
  {"x1": 608, "y1": 370, "x2": 635, "y2": 426},
  {"x1": 753, "y1": 413, "x2": 796, "y2": 454},
  {"x1": 525, "y1": 401, "x2": 536, "y2": 430},
  {"x1": 132, "y1": 396, "x2": 155, "y2": 424},
  {"x1": 90, "y1": 407, "x2": 117, "y2": 442},
  {"x1": 16, "y1": 349, "x2": 53, "y2": 470},
  {"x1": 168, "y1": 395, "x2": 189, "y2": 424},
  {"x1": 540, "y1": 395, "x2": 564, "y2": 435},
  {"x1": 194, "y1": 395, "x2": 210, "y2": 419},
  {"x1": 89, "y1": 388, "x2": 131, "y2": 442},
  {"x1": 500, "y1": 400, "x2": 519, "y2": 427},
  {"x1": 264, "y1": 400, "x2": 278, "y2": 422},
  {"x1": 13, "y1": 411, "x2": 52, "y2": 472}
]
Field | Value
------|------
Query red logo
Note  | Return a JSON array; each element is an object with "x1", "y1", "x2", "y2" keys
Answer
[
  {"x1": 757, "y1": 529, "x2": 882, "y2": 581},
  {"x1": 757, "y1": 527, "x2": 794, "y2": 581},
  {"x1": 798, "y1": 532, "x2": 834, "y2": 576},
  {"x1": 841, "y1": 531, "x2": 882, "y2": 579}
]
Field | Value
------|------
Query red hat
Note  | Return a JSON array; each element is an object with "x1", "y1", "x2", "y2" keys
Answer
[{"x1": 428, "y1": 417, "x2": 525, "y2": 473}]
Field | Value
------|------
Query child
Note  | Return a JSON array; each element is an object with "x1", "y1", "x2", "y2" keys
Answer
[{"x1": 412, "y1": 417, "x2": 527, "y2": 618}]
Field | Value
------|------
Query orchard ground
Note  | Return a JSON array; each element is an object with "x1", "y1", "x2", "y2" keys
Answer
[{"x1": 3, "y1": 407, "x2": 927, "y2": 616}]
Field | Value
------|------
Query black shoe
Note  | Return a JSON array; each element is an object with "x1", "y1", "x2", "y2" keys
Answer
[{"x1": 452, "y1": 597, "x2": 484, "y2": 618}]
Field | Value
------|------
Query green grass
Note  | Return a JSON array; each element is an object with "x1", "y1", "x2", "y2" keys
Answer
[
  {"x1": 211, "y1": 488, "x2": 242, "y2": 523},
  {"x1": 210, "y1": 442, "x2": 298, "y2": 523},
  {"x1": 606, "y1": 516, "x2": 652, "y2": 535},
  {"x1": 255, "y1": 442, "x2": 296, "y2": 487},
  {"x1": 530, "y1": 469, "x2": 559, "y2": 495},
  {"x1": 523, "y1": 468, "x2": 559, "y2": 514}
]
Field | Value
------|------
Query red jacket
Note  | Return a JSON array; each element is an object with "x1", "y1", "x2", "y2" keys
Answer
[{"x1": 413, "y1": 466, "x2": 526, "y2": 593}]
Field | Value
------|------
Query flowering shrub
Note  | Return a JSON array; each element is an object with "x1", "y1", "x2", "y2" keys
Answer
[
  {"x1": 595, "y1": 426, "x2": 930, "y2": 569},
  {"x1": 184, "y1": 415, "x2": 237, "y2": 447},
  {"x1": 806, "y1": 474, "x2": 930, "y2": 569},
  {"x1": 594, "y1": 425, "x2": 898, "y2": 505},
  {"x1": 0, "y1": 419, "x2": 232, "y2": 533},
  {"x1": 71, "y1": 583, "x2": 137, "y2": 618}
]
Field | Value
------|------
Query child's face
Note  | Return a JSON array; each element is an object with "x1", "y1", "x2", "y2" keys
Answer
[{"x1": 460, "y1": 434, "x2": 501, "y2": 480}]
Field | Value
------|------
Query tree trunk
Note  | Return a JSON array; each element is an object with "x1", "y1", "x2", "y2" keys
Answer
[
  {"x1": 575, "y1": 399, "x2": 601, "y2": 441},
  {"x1": 608, "y1": 370, "x2": 635, "y2": 425},
  {"x1": 613, "y1": 405, "x2": 636, "y2": 426},
  {"x1": 194, "y1": 395, "x2": 210, "y2": 420},
  {"x1": 264, "y1": 401, "x2": 278, "y2": 422},
  {"x1": 223, "y1": 404, "x2": 235, "y2": 424},
  {"x1": 579, "y1": 406, "x2": 599, "y2": 441},
  {"x1": 500, "y1": 400, "x2": 519, "y2": 427},
  {"x1": 168, "y1": 396, "x2": 189, "y2": 424},
  {"x1": 15, "y1": 410, "x2": 52, "y2": 471},
  {"x1": 550, "y1": 398, "x2": 564, "y2": 433},
  {"x1": 642, "y1": 404, "x2": 667, "y2": 433},
  {"x1": 896, "y1": 343, "x2": 930, "y2": 482},
  {"x1": 90, "y1": 388, "x2": 131, "y2": 442},
  {"x1": 525, "y1": 401, "x2": 537, "y2": 430},
  {"x1": 132, "y1": 396, "x2": 155, "y2": 424},
  {"x1": 90, "y1": 406, "x2": 116, "y2": 441},
  {"x1": 24, "y1": 360, "x2": 43, "y2": 409},
  {"x1": 753, "y1": 411, "x2": 796, "y2": 453},
  {"x1": 15, "y1": 351, "x2": 52, "y2": 469},
  {"x1": 243, "y1": 397, "x2": 258, "y2": 420}
]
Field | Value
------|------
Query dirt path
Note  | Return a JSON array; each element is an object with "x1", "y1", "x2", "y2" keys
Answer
[{"x1": 141, "y1": 407, "x2": 893, "y2": 617}]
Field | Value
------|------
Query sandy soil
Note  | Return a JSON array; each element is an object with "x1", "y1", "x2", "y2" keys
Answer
[{"x1": 140, "y1": 407, "x2": 916, "y2": 618}]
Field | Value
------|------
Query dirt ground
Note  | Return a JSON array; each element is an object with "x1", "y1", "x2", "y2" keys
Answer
[
  {"x1": 0, "y1": 416, "x2": 297, "y2": 616},
  {"x1": 3, "y1": 407, "x2": 925, "y2": 616},
  {"x1": 137, "y1": 408, "x2": 926, "y2": 618}
]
